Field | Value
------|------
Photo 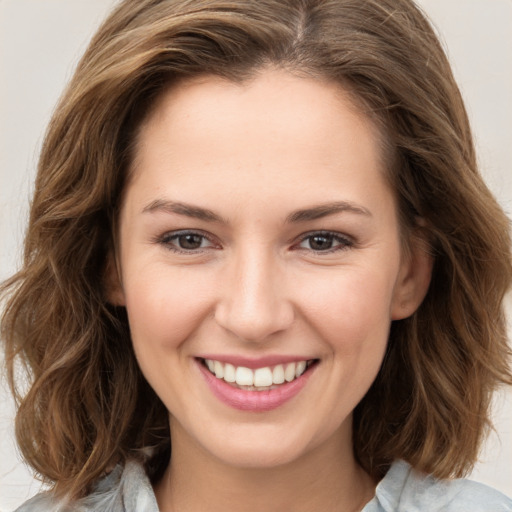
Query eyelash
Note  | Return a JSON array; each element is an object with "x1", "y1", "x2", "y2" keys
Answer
[
  {"x1": 156, "y1": 230, "x2": 217, "y2": 254},
  {"x1": 295, "y1": 231, "x2": 354, "y2": 254},
  {"x1": 155, "y1": 230, "x2": 354, "y2": 254}
]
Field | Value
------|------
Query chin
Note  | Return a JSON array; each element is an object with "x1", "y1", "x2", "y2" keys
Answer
[
  {"x1": 193, "y1": 420, "x2": 337, "y2": 470},
  {"x1": 212, "y1": 441, "x2": 308, "y2": 470}
]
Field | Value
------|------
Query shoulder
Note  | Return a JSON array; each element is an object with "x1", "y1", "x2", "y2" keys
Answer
[
  {"x1": 366, "y1": 460, "x2": 512, "y2": 512},
  {"x1": 14, "y1": 460, "x2": 159, "y2": 512},
  {"x1": 14, "y1": 492, "x2": 66, "y2": 512}
]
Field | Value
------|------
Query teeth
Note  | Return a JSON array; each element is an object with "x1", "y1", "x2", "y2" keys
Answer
[
  {"x1": 213, "y1": 360, "x2": 224, "y2": 379},
  {"x1": 284, "y1": 363, "x2": 296, "y2": 382},
  {"x1": 272, "y1": 364, "x2": 285, "y2": 384},
  {"x1": 204, "y1": 359, "x2": 313, "y2": 388},
  {"x1": 254, "y1": 367, "x2": 273, "y2": 387},
  {"x1": 295, "y1": 361, "x2": 306, "y2": 378},
  {"x1": 223, "y1": 363, "x2": 236, "y2": 383},
  {"x1": 235, "y1": 366, "x2": 254, "y2": 386}
]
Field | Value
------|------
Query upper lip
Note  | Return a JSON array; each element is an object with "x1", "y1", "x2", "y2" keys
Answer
[{"x1": 195, "y1": 354, "x2": 317, "y2": 369}]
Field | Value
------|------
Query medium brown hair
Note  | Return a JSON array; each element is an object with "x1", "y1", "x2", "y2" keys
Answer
[{"x1": 2, "y1": 0, "x2": 511, "y2": 500}]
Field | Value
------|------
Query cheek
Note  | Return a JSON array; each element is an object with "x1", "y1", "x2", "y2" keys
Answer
[
  {"x1": 297, "y1": 267, "x2": 397, "y2": 423},
  {"x1": 122, "y1": 266, "x2": 218, "y2": 413},
  {"x1": 298, "y1": 266, "x2": 397, "y2": 355},
  {"x1": 123, "y1": 265, "x2": 215, "y2": 351}
]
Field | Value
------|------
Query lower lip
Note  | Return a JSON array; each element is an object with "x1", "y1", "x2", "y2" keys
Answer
[{"x1": 197, "y1": 360, "x2": 315, "y2": 412}]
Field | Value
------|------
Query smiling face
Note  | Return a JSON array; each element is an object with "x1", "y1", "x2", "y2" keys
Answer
[{"x1": 111, "y1": 69, "x2": 431, "y2": 471}]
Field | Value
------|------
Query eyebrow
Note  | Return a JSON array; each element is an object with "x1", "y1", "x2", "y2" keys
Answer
[
  {"x1": 285, "y1": 201, "x2": 372, "y2": 223},
  {"x1": 142, "y1": 199, "x2": 371, "y2": 224},
  {"x1": 142, "y1": 199, "x2": 226, "y2": 223}
]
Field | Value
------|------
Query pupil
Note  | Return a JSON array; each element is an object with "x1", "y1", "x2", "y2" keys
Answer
[
  {"x1": 179, "y1": 234, "x2": 202, "y2": 249},
  {"x1": 310, "y1": 235, "x2": 332, "y2": 250}
]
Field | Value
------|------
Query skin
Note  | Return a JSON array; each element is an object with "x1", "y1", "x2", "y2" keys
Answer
[{"x1": 109, "y1": 69, "x2": 432, "y2": 511}]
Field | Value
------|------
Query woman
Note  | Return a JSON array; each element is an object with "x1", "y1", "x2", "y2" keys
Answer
[{"x1": 2, "y1": 0, "x2": 511, "y2": 510}]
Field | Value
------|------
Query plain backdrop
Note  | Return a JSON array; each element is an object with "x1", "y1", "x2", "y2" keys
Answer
[{"x1": 1, "y1": 0, "x2": 511, "y2": 510}]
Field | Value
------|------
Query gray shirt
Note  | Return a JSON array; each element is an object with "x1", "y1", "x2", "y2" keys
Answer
[{"x1": 15, "y1": 459, "x2": 512, "y2": 511}]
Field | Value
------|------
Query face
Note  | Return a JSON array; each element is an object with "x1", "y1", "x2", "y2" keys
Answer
[{"x1": 112, "y1": 69, "x2": 431, "y2": 469}]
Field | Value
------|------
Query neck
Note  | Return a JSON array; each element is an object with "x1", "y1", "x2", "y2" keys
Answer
[{"x1": 154, "y1": 420, "x2": 376, "y2": 512}]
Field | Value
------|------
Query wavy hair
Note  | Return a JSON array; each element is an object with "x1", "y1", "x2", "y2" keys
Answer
[{"x1": 2, "y1": 0, "x2": 511, "y2": 500}]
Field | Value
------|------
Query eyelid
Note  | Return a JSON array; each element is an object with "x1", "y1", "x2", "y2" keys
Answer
[
  {"x1": 293, "y1": 230, "x2": 354, "y2": 253},
  {"x1": 155, "y1": 229, "x2": 220, "y2": 253},
  {"x1": 154, "y1": 229, "x2": 354, "y2": 255}
]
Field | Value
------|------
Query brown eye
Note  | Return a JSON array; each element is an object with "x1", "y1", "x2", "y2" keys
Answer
[
  {"x1": 178, "y1": 233, "x2": 204, "y2": 250},
  {"x1": 308, "y1": 234, "x2": 335, "y2": 251},
  {"x1": 298, "y1": 232, "x2": 353, "y2": 253},
  {"x1": 158, "y1": 230, "x2": 215, "y2": 252}
]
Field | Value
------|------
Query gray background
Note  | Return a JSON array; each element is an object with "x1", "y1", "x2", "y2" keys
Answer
[{"x1": 1, "y1": 0, "x2": 511, "y2": 509}]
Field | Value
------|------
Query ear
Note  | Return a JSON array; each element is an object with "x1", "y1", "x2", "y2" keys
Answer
[
  {"x1": 391, "y1": 232, "x2": 433, "y2": 320},
  {"x1": 103, "y1": 249, "x2": 126, "y2": 306}
]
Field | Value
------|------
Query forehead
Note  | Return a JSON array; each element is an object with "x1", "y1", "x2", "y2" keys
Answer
[
  {"x1": 125, "y1": 69, "x2": 393, "y2": 219},
  {"x1": 133, "y1": 70, "x2": 385, "y2": 168}
]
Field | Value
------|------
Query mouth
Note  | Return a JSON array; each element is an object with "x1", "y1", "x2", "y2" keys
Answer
[
  {"x1": 197, "y1": 356, "x2": 318, "y2": 411},
  {"x1": 200, "y1": 358, "x2": 318, "y2": 391}
]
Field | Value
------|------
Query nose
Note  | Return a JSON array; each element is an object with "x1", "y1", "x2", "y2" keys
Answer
[{"x1": 214, "y1": 249, "x2": 294, "y2": 342}]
